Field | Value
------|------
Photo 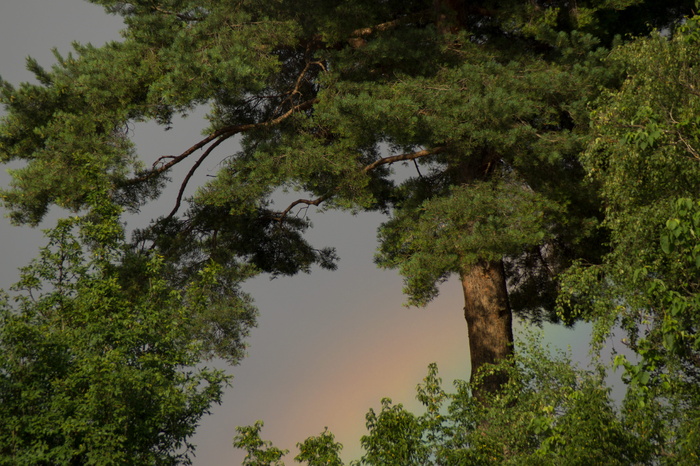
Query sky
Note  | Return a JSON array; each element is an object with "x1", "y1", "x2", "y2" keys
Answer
[{"x1": 0, "y1": 2, "x2": 594, "y2": 464}]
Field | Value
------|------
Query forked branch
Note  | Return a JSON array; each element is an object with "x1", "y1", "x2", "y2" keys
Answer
[
  {"x1": 276, "y1": 194, "x2": 331, "y2": 222},
  {"x1": 164, "y1": 135, "x2": 229, "y2": 221},
  {"x1": 125, "y1": 98, "x2": 318, "y2": 186}
]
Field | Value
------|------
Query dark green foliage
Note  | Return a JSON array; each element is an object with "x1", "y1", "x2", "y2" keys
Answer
[
  {"x1": 4, "y1": 0, "x2": 685, "y2": 322},
  {"x1": 376, "y1": 180, "x2": 564, "y2": 306}
]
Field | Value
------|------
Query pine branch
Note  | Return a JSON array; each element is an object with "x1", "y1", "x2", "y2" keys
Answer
[{"x1": 276, "y1": 146, "x2": 447, "y2": 221}]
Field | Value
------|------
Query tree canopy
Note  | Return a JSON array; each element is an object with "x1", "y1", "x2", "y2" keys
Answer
[
  {"x1": 1, "y1": 0, "x2": 700, "y2": 463},
  {"x1": 0, "y1": 197, "x2": 247, "y2": 464}
]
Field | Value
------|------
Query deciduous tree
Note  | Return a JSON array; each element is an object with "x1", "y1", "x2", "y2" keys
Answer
[
  {"x1": 0, "y1": 197, "x2": 250, "y2": 464},
  {"x1": 559, "y1": 16, "x2": 700, "y2": 459}
]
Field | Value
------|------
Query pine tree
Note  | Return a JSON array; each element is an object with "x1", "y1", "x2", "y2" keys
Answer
[{"x1": 1, "y1": 0, "x2": 695, "y2": 398}]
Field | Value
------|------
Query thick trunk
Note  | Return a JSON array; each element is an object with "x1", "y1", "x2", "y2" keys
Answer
[
  {"x1": 432, "y1": 0, "x2": 514, "y2": 398},
  {"x1": 461, "y1": 259, "x2": 513, "y2": 398}
]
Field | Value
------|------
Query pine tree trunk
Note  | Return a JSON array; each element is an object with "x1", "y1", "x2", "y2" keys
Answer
[
  {"x1": 461, "y1": 259, "x2": 513, "y2": 399},
  {"x1": 433, "y1": 0, "x2": 514, "y2": 398}
]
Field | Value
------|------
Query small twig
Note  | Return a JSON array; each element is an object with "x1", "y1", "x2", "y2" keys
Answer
[
  {"x1": 273, "y1": 44, "x2": 326, "y2": 118},
  {"x1": 297, "y1": 205, "x2": 311, "y2": 219},
  {"x1": 273, "y1": 57, "x2": 314, "y2": 117},
  {"x1": 153, "y1": 155, "x2": 177, "y2": 167},
  {"x1": 413, "y1": 159, "x2": 424, "y2": 178},
  {"x1": 675, "y1": 131, "x2": 700, "y2": 161},
  {"x1": 680, "y1": 82, "x2": 700, "y2": 98}
]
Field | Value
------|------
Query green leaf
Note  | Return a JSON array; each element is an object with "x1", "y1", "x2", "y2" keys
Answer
[{"x1": 660, "y1": 234, "x2": 673, "y2": 254}]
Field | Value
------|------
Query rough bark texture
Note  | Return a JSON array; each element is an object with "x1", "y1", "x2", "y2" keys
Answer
[{"x1": 461, "y1": 259, "x2": 514, "y2": 398}]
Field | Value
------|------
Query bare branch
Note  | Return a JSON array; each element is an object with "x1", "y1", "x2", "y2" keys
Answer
[
  {"x1": 164, "y1": 134, "x2": 230, "y2": 221},
  {"x1": 413, "y1": 159, "x2": 424, "y2": 178},
  {"x1": 675, "y1": 131, "x2": 700, "y2": 161},
  {"x1": 273, "y1": 52, "x2": 325, "y2": 118},
  {"x1": 680, "y1": 81, "x2": 700, "y2": 98},
  {"x1": 276, "y1": 194, "x2": 330, "y2": 222},
  {"x1": 362, "y1": 146, "x2": 447, "y2": 172},
  {"x1": 125, "y1": 98, "x2": 318, "y2": 185}
]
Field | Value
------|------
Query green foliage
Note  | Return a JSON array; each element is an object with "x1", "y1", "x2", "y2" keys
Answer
[
  {"x1": 582, "y1": 18, "x2": 700, "y2": 270},
  {"x1": 556, "y1": 15, "x2": 700, "y2": 462},
  {"x1": 235, "y1": 333, "x2": 662, "y2": 465},
  {"x1": 234, "y1": 421, "x2": 289, "y2": 466},
  {"x1": 377, "y1": 180, "x2": 563, "y2": 306},
  {"x1": 561, "y1": 11, "x2": 700, "y2": 387},
  {"x1": 3, "y1": 1, "x2": 700, "y2": 463},
  {"x1": 233, "y1": 423, "x2": 346, "y2": 466},
  {"x1": 295, "y1": 429, "x2": 344, "y2": 466},
  {"x1": 613, "y1": 199, "x2": 700, "y2": 407},
  {"x1": 4, "y1": 0, "x2": 682, "y2": 324},
  {"x1": 359, "y1": 398, "x2": 429, "y2": 465},
  {"x1": 440, "y1": 334, "x2": 650, "y2": 466},
  {"x1": 0, "y1": 199, "x2": 244, "y2": 464}
]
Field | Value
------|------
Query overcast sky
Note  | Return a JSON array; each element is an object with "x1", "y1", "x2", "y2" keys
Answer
[{"x1": 0, "y1": 2, "x2": 593, "y2": 464}]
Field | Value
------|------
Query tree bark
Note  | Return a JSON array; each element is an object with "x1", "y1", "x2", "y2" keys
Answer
[{"x1": 461, "y1": 259, "x2": 513, "y2": 399}]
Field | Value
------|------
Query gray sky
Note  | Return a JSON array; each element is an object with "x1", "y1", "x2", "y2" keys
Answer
[{"x1": 0, "y1": 2, "x2": 592, "y2": 464}]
